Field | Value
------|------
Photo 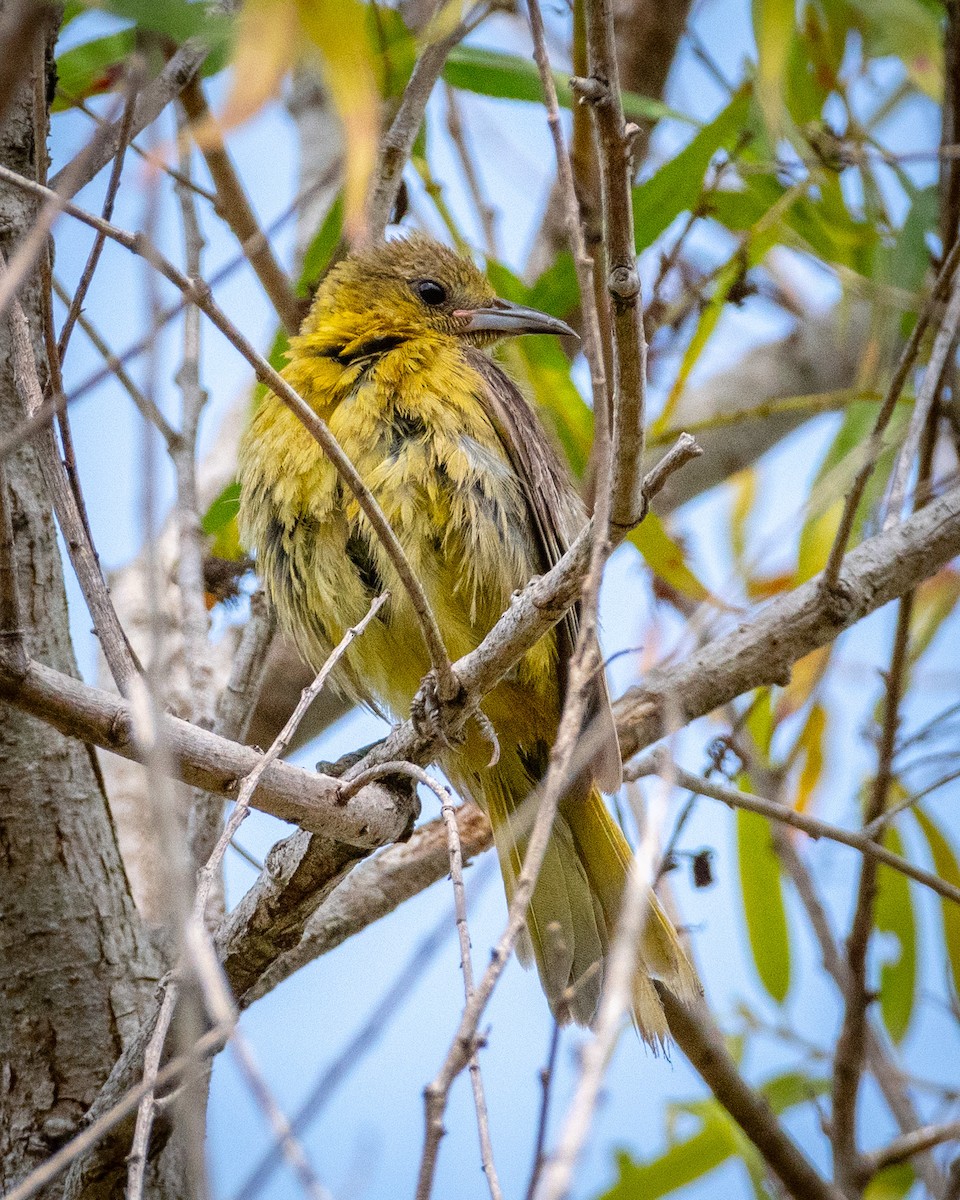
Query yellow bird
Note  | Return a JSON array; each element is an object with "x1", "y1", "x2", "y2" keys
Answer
[{"x1": 238, "y1": 234, "x2": 697, "y2": 1041}]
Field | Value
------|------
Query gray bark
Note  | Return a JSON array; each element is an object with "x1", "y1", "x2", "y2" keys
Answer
[{"x1": 0, "y1": 11, "x2": 165, "y2": 1194}]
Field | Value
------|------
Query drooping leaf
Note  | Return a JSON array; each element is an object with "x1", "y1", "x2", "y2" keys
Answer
[
  {"x1": 54, "y1": 30, "x2": 136, "y2": 110},
  {"x1": 761, "y1": 1070, "x2": 830, "y2": 1113},
  {"x1": 912, "y1": 808, "x2": 960, "y2": 1002},
  {"x1": 737, "y1": 800, "x2": 792, "y2": 1003},
  {"x1": 628, "y1": 512, "x2": 713, "y2": 604},
  {"x1": 297, "y1": 0, "x2": 380, "y2": 240},
  {"x1": 875, "y1": 823, "x2": 918, "y2": 1043},
  {"x1": 598, "y1": 1114, "x2": 739, "y2": 1200},
  {"x1": 633, "y1": 86, "x2": 754, "y2": 252},
  {"x1": 729, "y1": 468, "x2": 756, "y2": 565},
  {"x1": 752, "y1": 0, "x2": 795, "y2": 136},
  {"x1": 442, "y1": 45, "x2": 691, "y2": 127},
  {"x1": 792, "y1": 700, "x2": 828, "y2": 813}
]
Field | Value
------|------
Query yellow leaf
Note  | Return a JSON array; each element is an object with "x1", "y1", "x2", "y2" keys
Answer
[
  {"x1": 217, "y1": 0, "x2": 300, "y2": 131},
  {"x1": 909, "y1": 568, "x2": 960, "y2": 664},
  {"x1": 730, "y1": 467, "x2": 756, "y2": 564},
  {"x1": 629, "y1": 512, "x2": 712, "y2": 604},
  {"x1": 298, "y1": 0, "x2": 380, "y2": 242},
  {"x1": 777, "y1": 645, "x2": 831, "y2": 721},
  {"x1": 793, "y1": 701, "x2": 827, "y2": 813}
]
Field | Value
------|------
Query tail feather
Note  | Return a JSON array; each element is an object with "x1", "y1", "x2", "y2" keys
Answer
[{"x1": 481, "y1": 765, "x2": 699, "y2": 1039}]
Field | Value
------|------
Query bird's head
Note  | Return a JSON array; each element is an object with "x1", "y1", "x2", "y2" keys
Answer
[{"x1": 299, "y1": 233, "x2": 576, "y2": 361}]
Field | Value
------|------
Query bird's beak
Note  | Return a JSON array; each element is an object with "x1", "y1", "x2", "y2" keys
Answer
[{"x1": 454, "y1": 300, "x2": 578, "y2": 340}]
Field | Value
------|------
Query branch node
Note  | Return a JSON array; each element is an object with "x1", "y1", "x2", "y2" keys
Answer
[
  {"x1": 569, "y1": 75, "x2": 609, "y2": 105},
  {"x1": 608, "y1": 264, "x2": 641, "y2": 302}
]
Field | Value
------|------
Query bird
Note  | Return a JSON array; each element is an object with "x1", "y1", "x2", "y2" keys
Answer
[{"x1": 238, "y1": 233, "x2": 697, "y2": 1041}]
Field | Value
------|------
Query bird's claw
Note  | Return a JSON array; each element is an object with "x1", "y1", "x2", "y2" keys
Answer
[{"x1": 411, "y1": 671, "x2": 464, "y2": 750}]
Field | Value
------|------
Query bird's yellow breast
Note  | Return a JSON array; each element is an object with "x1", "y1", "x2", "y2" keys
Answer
[{"x1": 238, "y1": 334, "x2": 558, "y2": 724}]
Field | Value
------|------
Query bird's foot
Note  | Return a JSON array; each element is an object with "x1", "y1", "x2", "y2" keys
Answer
[{"x1": 410, "y1": 670, "x2": 465, "y2": 750}]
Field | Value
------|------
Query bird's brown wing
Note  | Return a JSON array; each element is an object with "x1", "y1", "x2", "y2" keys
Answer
[{"x1": 465, "y1": 347, "x2": 622, "y2": 793}]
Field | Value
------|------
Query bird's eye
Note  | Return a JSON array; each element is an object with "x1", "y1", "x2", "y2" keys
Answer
[{"x1": 412, "y1": 278, "x2": 448, "y2": 307}]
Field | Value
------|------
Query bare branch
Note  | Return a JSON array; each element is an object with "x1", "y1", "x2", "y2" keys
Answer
[
  {"x1": 657, "y1": 986, "x2": 846, "y2": 1200},
  {"x1": 630, "y1": 752, "x2": 960, "y2": 907},
  {"x1": 864, "y1": 1121, "x2": 960, "y2": 1175}
]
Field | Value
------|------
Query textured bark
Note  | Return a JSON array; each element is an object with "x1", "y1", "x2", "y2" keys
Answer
[{"x1": 0, "y1": 10, "x2": 164, "y2": 1193}]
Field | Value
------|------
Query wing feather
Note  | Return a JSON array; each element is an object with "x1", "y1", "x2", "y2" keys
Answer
[{"x1": 465, "y1": 347, "x2": 622, "y2": 792}]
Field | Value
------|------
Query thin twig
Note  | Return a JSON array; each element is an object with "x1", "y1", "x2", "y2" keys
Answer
[
  {"x1": 0, "y1": 164, "x2": 455, "y2": 697},
  {"x1": 864, "y1": 1120, "x2": 960, "y2": 1175},
  {"x1": 52, "y1": 276, "x2": 180, "y2": 449},
  {"x1": 443, "y1": 83, "x2": 498, "y2": 257},
  {"x1": 821, "y1": 235, "x2": 960, "y2": 590},
  {"x1": 5, "y1": 263, "x2": 141, "y2": 692},
  {"x1": 48, "y1": 39, "x2": 209, "y2": 197},
  {"x1": 366, "y1": 0, "x2": 498, "y2": 240},
  {"x1": 179, "y1": 75, "x2": 304, "y2": 333},
  {"x1": 628, "y1": 751, "x2": 960, "y2": 908},
  {"x1": 525, "y1": 1023, "x2": 561, "y2": 1200},
  {"x1": 884, "y1": 273, "x2": 960, "y2": 525},
  {"x1": 57, "y1": 67, "x2": 141, "y2": 362},
  {"x1": 0, "y1": 158, "x2": 338, "y2": 463}
]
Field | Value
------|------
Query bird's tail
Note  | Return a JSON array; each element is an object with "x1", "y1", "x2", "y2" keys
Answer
[{"x1": 485, "y1": 775, "x2": 699, "y2": 1045}]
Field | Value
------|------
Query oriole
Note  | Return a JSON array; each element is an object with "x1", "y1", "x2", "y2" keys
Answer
[{"x1": 238, "y1": 234, "x2": 696, "y2": 1040}]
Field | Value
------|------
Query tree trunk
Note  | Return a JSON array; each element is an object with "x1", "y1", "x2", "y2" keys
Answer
[{"x1": 0, "y1": 9, "x2": 166, "y2": 1193}]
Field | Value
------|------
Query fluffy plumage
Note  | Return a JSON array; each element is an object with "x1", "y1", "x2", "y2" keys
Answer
[{"x1": 238, "y1": 234, "x2": 697, "y2": 1038}]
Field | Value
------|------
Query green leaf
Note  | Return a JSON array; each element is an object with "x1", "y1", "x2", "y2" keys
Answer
[
  {"x1": 737, "y1": 803, "x2": 792, "y2": 1003},
  {"x1": 633, "y1": 86, "x2": 754, "y2": 252},
  {"x1": 911, "y1": 808, "x2": 960, "y2": 1002},
  {"x1": 201, "y1": 480, "x2": 241, "y2": 537},
  {"x1": 627, "y1": 512, "x2": 712, "y2": 603},
  {"x1": 54, "y1": 30, "x2": 136, "y2": 110},
  {"x1": 752, "y1": 0, "x2": 795, "y2": 135},
  {"x1": 875, "y1": 823, "x2": 918, "y2": 1043},
  {"x1": 97, "y1": 0, "x2": 230, "y2": 45},
  {"x1": 599, "y1": 1114, "x2": 738, "y2": 1200},
  {"x1": 297, "y1": 193, "x2": 344, "y2": 297},
  {"x1": 442, "y1": 45, "x2": 691, "y2": 127},
  {"x1": 847, "y1": 0, "x2": 943, "y2": 99},
  {"x1": 761, "y1": 1070, "x2": 830, "y2": 1113},
  {"x1": 864, "y1": 1163, "x2": 915, "y2": 1200}
]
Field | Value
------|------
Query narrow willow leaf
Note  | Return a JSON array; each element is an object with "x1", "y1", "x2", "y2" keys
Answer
[
  {"x1": 442, "y1": 46, "x2": 691, "y2": 126},
  {"x1": 633, "y1": 86, "x2": 753, "y2": 252},
  {"x1": 793, "y1": 700, "x2": 828, "y2": 813},
  {"x1": 737, "y1": 803, "x2": 792, "y2": 1004},
  {"x1": 598, "y1": 1115, "x2": 738, "y2": 1200},
  {"x1": 875, "y1": 824, "x2": 918, "y2": 1043},
  {"x1": 54, "y1": 31, "x2": 135, "y2": 111},
  {"x1": 628, "y1": 512, "x2": 712, "y2": 603},
  {"x1": 752, "y1": 0, "x2": 795, "y2": 136},
  {"x1": 911, "y1": 809, "x2": 960, "y2": 1002}
]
